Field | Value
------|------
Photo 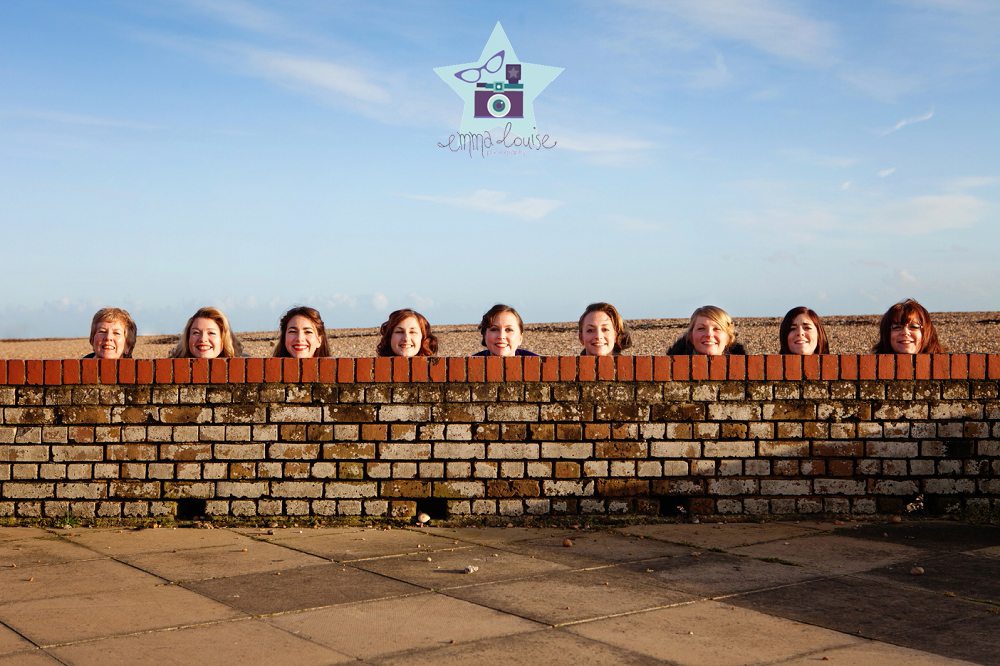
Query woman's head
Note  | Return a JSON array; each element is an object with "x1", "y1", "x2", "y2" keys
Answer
[
  {"x1": 684, "y1": 305, "x2": 736, "y2": 356},
  {"x1": 376, "y1": 309, "x2": 438, "y2": 357},
  {"x1": 478, "y1": 304, "x2": 524, "y2": 357},
  {"x1": 779, "y1": 307, "x2": 829, "y2": 355},
  {"x1": 171, "y1": 307, "x2": 242, "y2": 359},
  {"x1": 89, "y1": 308, "x2": 137, "y2": 359},
  {"x1": 273, "y1": 307, "x2": 330, "y2": 358},
  {"x1": 874, "y1": 299, "x2": 944, "y2": 354},
  {"x1": 578, "y1": 302, "x2": 632, "y2": 356}
]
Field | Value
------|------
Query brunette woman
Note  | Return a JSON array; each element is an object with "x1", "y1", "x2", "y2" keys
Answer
[
  {"x1": 779, "y1": 307, "x2": 830, "y2": 355},
  {"x1": 578, "y1": 302, "x2": 632, "y2": 356},
  {"x1": 375, "y1": 309, "x2": 438, "y2": 357},
  {"x1": 272, "y1": 306, "x2": 330, "y2": 358},
  {"x1": 472, "y1": 304, "x2": 538, "y2": 357}
]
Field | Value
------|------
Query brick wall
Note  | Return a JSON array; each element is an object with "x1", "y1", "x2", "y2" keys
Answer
[{"x1": 0, "y1": 355, "x2": 998, "y2": 521}]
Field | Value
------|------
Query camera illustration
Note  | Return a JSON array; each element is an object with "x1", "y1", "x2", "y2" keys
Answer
[{"x1": 474, "y1": 63, "x2": 524, "y2": 119}]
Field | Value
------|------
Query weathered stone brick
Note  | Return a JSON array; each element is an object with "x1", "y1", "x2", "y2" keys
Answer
[
  {"x1": 216, "y1": 482, "x2": 267, "y2": 498},
  {"x1": 487, "y1": 443, "x2": 539, "y2": 459},
  {"x1": 433, "y1": 442, "x2": 485, "y2": 459},
  {"x1": 760, "y1": 479, "x2": 809, "y2": 495},
  {"x1": 380, "y1": 480, "x2": 430, "y2": 497},
  {"x1": 758, "y1": 441, "x2": 809, "y2": 457},
  {"x1": 325, "y1": 481, "x2": 378, "y2": 498},
  {"x1": 866, "y1": 441, "x2": 918, "y2": 458},
  {"x1": 702, "y1": 442, "x2": 754, "y2": 458},
  {"x1": 379, "y1": 443, "x2": 430, "y2": 460},
  {"x1": 543, "y1": 480, "x2": 594, "y2": 496},
  {"x1": 708, "y1": 403, "x2": 761, "y2": 421},
  {"x1": 707, "y1": 479, "x2": 757, "y2": 496}
]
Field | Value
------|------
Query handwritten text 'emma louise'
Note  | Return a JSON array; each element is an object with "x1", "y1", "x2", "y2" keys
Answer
[{"x1": 438, "y1": 123, "x2": 556, "y2": 158}]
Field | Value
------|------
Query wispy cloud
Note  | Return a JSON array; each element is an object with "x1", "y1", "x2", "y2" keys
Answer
[
  {"x1": 608, "y1": 215, "x2": 660, "y2": 232},
  {"x1": 879, "y1": 110, "x2": 934, "y2": 136},
  {"x1": 870, "y1": 193, "x2": 986, "y2": 233},
  {"x1": 622, "y1": 0, "x2": 838, "y2": 66},
  {"x1": 839, "y1": 68, "x2": 924, "y2": 103},
  {"x1": 371, "y1": 293, "x2": 389, "y2": 311},
  {"x1": 778, "y1": 149, "x2": 859, "y2": 168},
  {"x1": 243, "y1": 48, "x2": 391, "y2": 105},
  {"x1": 403, "y1": 190, "x2": 564, "y2": 222},
  {"x1": 10, "y1": 109, "x2": 166, "y2": 131},
  {"x1": 943, "y1": 176, "x2": 996, "y2": 192},
  {"x1": 877, "y1": 167, "x2": 897, "y2": 178},
  {"x1": 690, "y1": 54, "x2": 731, "y2": 89}
]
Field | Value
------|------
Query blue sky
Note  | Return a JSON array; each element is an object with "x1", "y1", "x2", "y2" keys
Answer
[{"x1": 1, "y1": 0, "x2": 997, "y2": 337}]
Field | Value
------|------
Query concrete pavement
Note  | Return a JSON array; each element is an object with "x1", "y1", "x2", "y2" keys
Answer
[{"x1": 1, "y1": 519, "x2": 998, "y2": 664}]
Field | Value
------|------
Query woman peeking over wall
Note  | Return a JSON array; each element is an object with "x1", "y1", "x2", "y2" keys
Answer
[
  {"x1": 273, "y1": 307, "x2": 330, "y2": 358},
  {"x1": 169, "y1": 307, "x2": 243, "y2": 359},
  {"x1": 86, "y1": 308, "x2": 137, "y2": 359},
  {"x1": 473, "y1": 304, "x2": 538, "y2": 357},
  {"x1": 578, "y1": 302, "x2": 632, "y2": 356},
  {"x1": 873, "y1": 299, "x2": 945, "y2": 354},
  {"x1": 779, "y1": 307, "x2": 830, "y2": 355},
  {"x1": 376, "y1": 309, "x2": 438, "y2": 357},
  {"x1": 667, "y1": 305, "x2": 746, "y2": 356}
]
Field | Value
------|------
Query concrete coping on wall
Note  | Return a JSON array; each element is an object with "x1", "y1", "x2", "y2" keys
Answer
[{"x1": 2, "y1": 354, "x2": 999, "y2": 386}]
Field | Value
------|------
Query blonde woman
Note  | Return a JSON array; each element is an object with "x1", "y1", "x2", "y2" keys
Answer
[
  {"x1": 667, "y1": 305, "x2": 746, "y2": 356},
  {"x1": 169, "y1": 307, "x2": 243, "y2": 358}
]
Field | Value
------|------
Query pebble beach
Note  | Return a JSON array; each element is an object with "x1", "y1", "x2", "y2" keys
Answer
[{"x1": 2, "y1": 312, "x2": 998, "y2": 360}]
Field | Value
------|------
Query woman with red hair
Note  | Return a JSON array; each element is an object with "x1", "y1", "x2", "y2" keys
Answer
[
  {"x1": 376, "y1": 309, "x2": 438, "y2": 357},
  {"x1": 873, "y1": 299, "x2": 944, "y2": 354}
]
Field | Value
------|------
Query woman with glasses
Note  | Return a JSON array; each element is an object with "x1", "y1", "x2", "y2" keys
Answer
[{"x1": 872, "y1": 299, "x2": 945, "y2": 354}]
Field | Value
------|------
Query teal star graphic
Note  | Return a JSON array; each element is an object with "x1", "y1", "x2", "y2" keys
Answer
[{"x1": 435, "y1": 23, "x2": 562, "y2": 139}]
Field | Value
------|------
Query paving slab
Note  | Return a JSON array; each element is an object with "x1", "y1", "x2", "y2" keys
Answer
[
  {"x1": 266, "y1": 592, "x2": 540, "y2": 659},
  {"x1": 0, "y1": 651, "x2": 61, "y2": 665},
  {"x1": 373, "y1": 627, "x2": 661, "y2": 665},
  {"x1": 266, "y1": 529, "x2": 464, "y2": 561},
  {"x1": 887, "y1": 611, "x2": 1000, "y2": 665},
  {"x1": 837, "y1": 521, "x2": 1000, "y2": 553},
  {"x1": 500, "y1": 531, "x2": 690, "y2": 567},
  {"x1": 618, "y1": 522, "x2": 820, "y2": 549},
  {"x1": 774, "y1": 641, "x2": 978, "y2": 665},
  {"x1": 0, "y1": 584, "x2": 244, "y2": 645},
  {"x1": 351, "y1": 545, "x2": 567, "y2": 588},
  {"x1": 183, "y1": 562, "x2": 426, "y2": 615},
  {"x1": 48, "y1": 618, "x2": 353, "y2": 665},
  {"x1": 236, "y1": 526, "x2": 364, "y2": 540},
  {"x1": 0, "y1": 558, "x2": 164, "y2": 603},
  {"x1": 441, "y1": 566, "x2": 696, "y2": 625},
  {"x1": 62, "y1": 527, "x2": 255, "y2": 556},
  {"x1": 730, "y1": 576, "x2": 989, "y2": 641},
  {"x1": 860, "y1": 552, "x2": 1000, "y2": 604},
  {"x1": 0, "y1": 528, "x2": 51, "y2": 542},
  {"x1": 969, "y1": 545, "x2": 1000, "y2": 559},
  {"x1": 622, "y1": 551, "x2": 821, "y2": 597},
  {"x1": 0, "y1": 623, "x2": 34, "y2": 656},
  {"x1": 0, "y1": 537, "x2": 101, "y2": 569},
  {"x1": 119, "y1": 540, "x2": 327, "y2": 582},
  {"x1": 568, "y1": 600, "x2": 861, "y2": 666},
  {"x1": 735, "y1": 534, "x2": 925, "y2": 574},
  {"x1": 419, "y1": 526, "x2": 577, "y2": 547}
]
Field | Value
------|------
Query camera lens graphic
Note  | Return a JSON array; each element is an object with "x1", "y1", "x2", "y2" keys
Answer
[{"x1": 487, "y1": 93, "x2": 511, "y2": 117}]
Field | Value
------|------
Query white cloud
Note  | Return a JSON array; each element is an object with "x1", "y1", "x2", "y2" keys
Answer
[
  {"x1": 840, "y1": 69, "x2": 924, "y2": 104},
  {"x1": 407, "y1": 293, "x2": 435, "y2": 309},
  {"x1": 871, "y1": 194, "x2": 985, "y2": 233},
  {"x1": 403, "y1": 189, "x2": 564, "y2": 222},
  {"x1": 371, "y1": 293, "x2": 389, "y2": 311},
  {"x1": 879, "y1": 110, "x2": 934, "y2": 136},
  {"x1": 840, "y1": 181, "x2": 852, "y2": 191},
  {"x1": 623, "y1": 0, "x2": 838, "y2": 66},
  {"x1": 181, "y1": 0, "x2": 291, "y2": 35},
  {"x1": 609, "y1": 215, "x2": 660, "y2": 232},
  {"x1": 243, "y1": 49, "x2": 391, "y2": 105},
  {"x1": 897, "y1": 269, "x2": 919, "y2": 285},
  {"x1": 690, "y1": 54, "x2": 731, "y2": 89},
  {"x1": 553, "y1": 129, "x2": 656, "y2": 154},
  {"x1": 13, "y1": 109, "x2": 165, "y2": 131},
  {"x1": 877, "y1": 167, "x2": 897, "y2": 178},
  {"x1": 943, "y1": 176, "x2": 996, "y2": 192}
]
